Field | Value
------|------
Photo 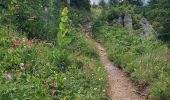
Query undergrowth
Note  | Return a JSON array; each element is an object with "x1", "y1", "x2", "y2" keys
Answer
[{"x1": 0, "y1": 7, "x2": 109, "y2": 100}]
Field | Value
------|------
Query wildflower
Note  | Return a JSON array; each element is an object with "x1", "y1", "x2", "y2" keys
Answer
[
  {"x1": 20, "y1": 63, "x2": 24, "y2": 67},
  {"x1": 22, "y1": 38, "x2": 26, "y2": 42},
  {"x1": 51, "y1": 89, "x2": 57, "y2": 95},
  {"x1": 6, "y1": 73, "x2": 13, "y2": 79},
  {"x1": 50, "y1": 82, "x2": 57, "y2": 88},
  {"x1": 20, "y1": 63, "x2": 25, "y2": 70}
]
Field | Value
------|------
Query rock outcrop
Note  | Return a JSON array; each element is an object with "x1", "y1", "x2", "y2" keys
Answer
[
  {"x1": 140, "y1": 18, "x2": 154, "y2": 38},
  {"x1": 114, "y1": 13, "x2": 132, "y2": 29},
  {"x1": 124, "y1": 13, "x2": 133, "y2": 29},
  {"x1": 112, "y1": 13, "x2": 154, "y2": 38}
]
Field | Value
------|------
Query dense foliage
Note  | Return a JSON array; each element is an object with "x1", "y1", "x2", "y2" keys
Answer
[
  {"x1": 126, "y1": 0, "x2": 143, "y2": 6},
  {"x1": 0, "y1": 0, "x2": 91, "y2": 40},
  {"x1": 144, "y1": 0, "x2": 170, "y2": 41},
  {"x1": 0, "y1": 1, "x2": 109, "y2": 99},
  {"x1": 70, "y1": 0, "x2": 91, "y2": 11}
]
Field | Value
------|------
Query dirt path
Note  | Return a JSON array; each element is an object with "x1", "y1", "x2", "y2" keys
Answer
[
  {"x1": 95, "y1": 41, "x2": 146, "y2": 100},
  {"x1": 83, "y1": 22, "x2": 146, "y2": 100}
]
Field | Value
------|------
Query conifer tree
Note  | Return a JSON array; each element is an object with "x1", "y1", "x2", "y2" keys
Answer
[
  {"x1": 99, "y1": 0, "x2": 106, "y2": 8},
  {"x1": 108, "y1": 0, "x2": 119, "y2": 6}
]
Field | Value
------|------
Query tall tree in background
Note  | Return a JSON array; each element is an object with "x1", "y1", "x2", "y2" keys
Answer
[
  {"x1": 0, "y1": 0, "x2": 17, "y2": 29},
  {"x1": 108, "y1": 0, "x2": 119, "y2": 6},
  {"x1": 0, "y1": 0, "x2": 90, "y2": 40},
  {"x1": 145, "y1": 0, "x2": 170, "y2": 41},
  {"x1": 70, "y1": 0, "x2": 90, "y2": 11},
  {"x1": 99, "y1": 0, "x2": 106, "y2": 7},
  {"x1": 13, "y1": 0, "x2": 48, "y2": 39},
  {"x1": 126, "y1": 0, "x2": 143, "y2": 6}
]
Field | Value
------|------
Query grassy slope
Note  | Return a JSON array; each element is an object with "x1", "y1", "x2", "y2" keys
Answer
[
  {"x1": 92, "y1": 7, "x2": 170, "y2": 100},
  {"x1": 0, "y1": 26, "x2": 109, "y2": 99}
]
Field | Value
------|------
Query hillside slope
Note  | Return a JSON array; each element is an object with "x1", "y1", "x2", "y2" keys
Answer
[
  {"x1": 92, "y1": 7, "x2": 170, "y2": 100},
  {"x1": 0, "y1": 7, "x2": 110, "y2": 99}
]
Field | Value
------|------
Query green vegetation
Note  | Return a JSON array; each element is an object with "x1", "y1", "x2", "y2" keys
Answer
[
  {"x1": 1, "y1": 0, "x2": 170, "y2": 99},
  {"x1": 0, "y1": 0, "x2": 109, "y2": 100},
  {"x1": 0, "y1": 28, "x2": 109, "y2": 99},
  {"x1": 143, "y1": 0, "x2": 170, "y2": 41},
  {"x1": 93, "y1": 6, "x2": 170, "y2": 100},
  {"x1": 0, "y1": 0, "x2": 91, "y2": 40}
]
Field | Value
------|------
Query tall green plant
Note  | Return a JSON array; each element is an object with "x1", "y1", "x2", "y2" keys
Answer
[
  {"x1": 57, "y1": 7, "x2": 71, "y2": 49},
  {"x1": 54, "y1": 7, "x2": 71, "y2": 72}
]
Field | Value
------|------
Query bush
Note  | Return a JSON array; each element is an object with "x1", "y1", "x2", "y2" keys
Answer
[{"x1": 132, "y1": 14, "x2": 142, "y2": 30}]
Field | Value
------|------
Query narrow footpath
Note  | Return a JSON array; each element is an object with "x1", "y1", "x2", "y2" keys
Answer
[
  {"x1": 83, "y1": 22, "x2": 147, "y2": 100},
  {"x1": 95, "y1": 41, "x2": 146, "y2": 100}
]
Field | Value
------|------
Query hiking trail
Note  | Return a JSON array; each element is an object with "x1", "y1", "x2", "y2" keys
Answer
[{"x1": 83, "y1": 22, "x2": 147, "y2": 100}]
